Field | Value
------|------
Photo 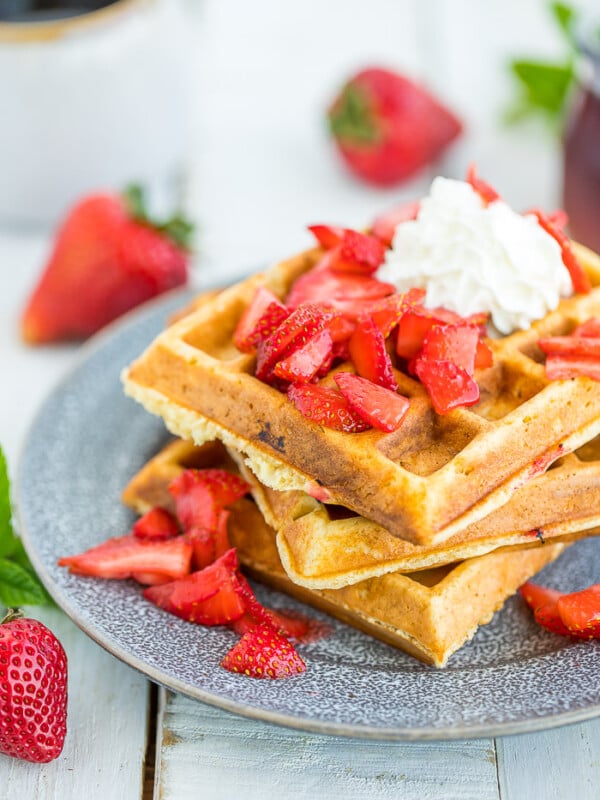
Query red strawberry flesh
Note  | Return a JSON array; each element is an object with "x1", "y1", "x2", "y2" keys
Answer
[
  {"x1": 221, "y1": 623, "x2": 306, "y2": 679},
  {"x1": 334, "y1": 372, "x2": 409, "y2": 432},
  {"x1": 287, "y1": 383, "x2": 370, "y2": 432}
]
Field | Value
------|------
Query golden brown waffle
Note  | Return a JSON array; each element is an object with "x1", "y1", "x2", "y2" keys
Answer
[
  {"x1": 122, "y1": 242, "x2": 600, "y2": 546},
  {"x1": 121, "y1": 438, "x2": 565, "y2": 668}
]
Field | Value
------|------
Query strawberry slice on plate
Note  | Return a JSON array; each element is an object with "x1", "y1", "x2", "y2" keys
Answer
[
  {"x1": 143, "y1": 548, "x2": 245, "y2": 625},
  {"x1": 169, "y1": 468, "x2": 249, "y2": 531},
  {"x1": 132, "y1": 507, "x2": 180, "y2": 540},
  {"x1": 287, "y1": 383, "x2": 371, "y2": 432},
  {"x1": 221, "y1": 623, "x2": 306, "y2": 679},
  {"x1": 58, "y1": 534, "x2": 192, "y2": 581},
  {"x1": 229, "y1": 573, "x2": 311, "y2": 640},
  {"x1": 234, "y1": 286, "x2": 290, "y2": 353},
  {"x1": 557, "y1": 585, "x2": 600, "y2": 637},
  {"x1": 348, "y1": 315, "x2": 397, "y2": 391},
  {"x1": 335, "y1": 372, "x2": 409, "y2": 432}
]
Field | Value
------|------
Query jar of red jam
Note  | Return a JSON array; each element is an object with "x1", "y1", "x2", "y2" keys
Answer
[{"x1": 562, "y1": 21, "x2": 600, "y2": 253}]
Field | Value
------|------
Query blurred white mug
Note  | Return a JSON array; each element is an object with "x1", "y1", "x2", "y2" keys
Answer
[{"x1": 0, "y1": 0, "x2": 192, "y2": 227}]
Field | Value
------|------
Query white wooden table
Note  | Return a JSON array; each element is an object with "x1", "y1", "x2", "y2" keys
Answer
[{"x1": 2, "y1": 1, "x2": 600, "y2": 796}]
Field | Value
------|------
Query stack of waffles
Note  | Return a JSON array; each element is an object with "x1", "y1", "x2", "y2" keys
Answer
[{"x1": 121, "y1": 239, "x2": 600, "y2": 667}]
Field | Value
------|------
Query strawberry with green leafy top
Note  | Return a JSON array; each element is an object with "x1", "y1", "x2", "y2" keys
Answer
[{"x1": 21, "y1": 185, "x2": 193, "y2": 343}]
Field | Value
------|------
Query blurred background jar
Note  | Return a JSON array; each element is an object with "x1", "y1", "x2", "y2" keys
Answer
[
  {"x1": 0, "y1": 0, "x2": 191, "y2": 228},
  {"x1": 563, "y1": 16, "x2": 600, "y2": 253}
]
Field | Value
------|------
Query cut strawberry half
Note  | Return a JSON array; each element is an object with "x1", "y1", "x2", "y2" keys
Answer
[
  {"x1": 287, "y1": 383, "x2": 371, "y2": 432},
  {"x1": 273, "y1": 327, "x2": 334, "y2": 383},
  {"x1": 414, "y1": 358, "x2": 480, "y2": 414},
  {"x1": 143, "y1": 548, "x2": 245, "y2": 625},
  {"x1": 334, "y1": 372, "x2": 409, "y2": 432},
  {"x1": 221, "y1": 623, "x2": 306, "y2": 679},
  {"x1": 327, "y1": 230, "x2": 386, "y2": 275},
  {"x1": 348, "y1": 315, "x2": 397, "y2": 390},
  {"x1": 538, "y1": 335, "x2": 600, "y2": 358},
  {"x1": 556, "y1": 584, "x2": 600, "y2": 636},
  {"x1": 255, "y1": 303, "x2": 335, "y2": 382},
  {"x1": 285, "y1": 267, "x2": 394, "y2": 317},
  {"x1": 370, "y1": 200, "x2": 420, "y2": 247},
  {"x1": 234, "y1": 286, "x2": 290, "y2": 353},
  {"x1": 545, "y1": 355, "x2": 600, "y2": 381},
  {"x1": 466, "y1": 163, "x2": 500, "y2": 206},
  {"x1": 132, "y1": 507, "x2": 180, "y2": 541},
  {"x1": 529, "y1": 208, "x2": 591, "y2": 294},
  {"x1": 420, "y1": 322, "x2": 481, "y2": 376},
  {"x1": 58, "y1": 534, "x2": 192, "y2": 581}
]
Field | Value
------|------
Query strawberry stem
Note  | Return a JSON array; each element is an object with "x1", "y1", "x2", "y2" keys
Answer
[
  {"x1": 1, "y1": 608, "x2": 24, "y2": 625},
  {"x1": 123, "y1": 184, "x2": 195, "y2": 250},
  {"x1": 328, "y1": 85, "x2": 379, "y2": 144}
]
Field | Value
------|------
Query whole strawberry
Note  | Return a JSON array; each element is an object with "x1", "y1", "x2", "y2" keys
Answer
[
  {"x1": 21, "y1": 186, "x2": 193, "y2": 344},
  {"x1": 327, "y1": 67, "x2": 462, "y2": 186},
  {"x1": 0, "y1": 609, "x2": 67, "y2": 763}
]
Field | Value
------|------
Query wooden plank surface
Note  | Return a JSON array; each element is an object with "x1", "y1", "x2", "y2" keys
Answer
[
  {"x1": 154, "y1": 690, "x2": 501, "y2": 800},
  {"x1": 1, "y1": 607, "x2": 150, "y2": 800}
]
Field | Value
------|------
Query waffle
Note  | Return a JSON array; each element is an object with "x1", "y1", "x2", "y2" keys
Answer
[
  {"x1": 121, "y1": 438, "x2": 565, "y2": 667},
  {"x1": 122, "y1": 241, "x2": 600, "y2": 546}
]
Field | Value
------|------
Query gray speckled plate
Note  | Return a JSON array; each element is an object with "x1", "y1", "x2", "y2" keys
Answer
[{"x1": 16, "y1": 287, "x2": 600, "y2": 741}]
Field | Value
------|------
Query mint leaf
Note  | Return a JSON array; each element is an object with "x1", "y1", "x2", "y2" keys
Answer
[
  {"x1": 550, "y1": 2, "x2": 576, "y2": 42},
  {"x1": 510, "y1": 60, "x2": 574, "y2": 116},
  {"x1": 0, "y1": 558, "x2": 51, "y2": 607}
]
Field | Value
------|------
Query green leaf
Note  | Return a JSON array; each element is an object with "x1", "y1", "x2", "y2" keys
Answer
[
  {"x1": 0, "y1": 558, "x2": 51, "y2": 607},
  {"x1": 550, "y1": 2, "x2": 576, "y2": 43},
  {"x1": 328, "y1": 84, "x2": 380, "y2": 145},
  {"x1": 0, "y1": 446, "x2": 17, "y2": 558},
  {"x1": 510, "y1": 59, "x2": 574, "y2": 116}
]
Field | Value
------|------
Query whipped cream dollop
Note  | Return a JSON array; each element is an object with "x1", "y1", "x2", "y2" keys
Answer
[{"x1": 375, "y1": 177, "x2": 573, "y2": 334}]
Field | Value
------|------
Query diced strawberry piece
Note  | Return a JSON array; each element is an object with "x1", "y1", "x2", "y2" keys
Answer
[
  {"x1": 213, "y1": 509, "x2": 232, "y2": 559},
  {"x1": 143, "y1": 549, "x2": 245, "y2": 625},
  {"x1": 545, "y1": 355, "x2": 600, "y2": 381},
  {"x1": 474, "y1": 339, "x2": 494, "y2": 369},
  {"x1": 396, "y1": 308, "x2": 446, "y2": 359},
  {"x1": 229, "y1": 572, "x2": 310, "y2": 639},
  {"x1": 529, "y1": 208, "x2": 591, "y2": 294},
  {"x1": 538, "y1": 335, "x2": 600, "y2": 358},
  {"x1": 131, "y1": 571, "x2": 175, "y2": 586},
  {"x1": 520, "y1": 581, "x2": 564, "y2": 612},
  {"x1": 307, "y1": 224, "x2": 346, "y2": 249},
  {"x1": 221, "y1": 623, "x2": 306, "y2": 679},
  {"x1": 58, "y1": 535, "x2": 192, "y2": 581},
  {"x1": 334, "y1": 372, "x2": 409, "y2": 432},
  {"x1": 367, "y1": 288, "x2": 425, "y2": 338},
  {"x1": 184, "y1": 527, "x2": 217, "y2": 570},
  {"x1": 328, "y1": 314, "x2": 356, "y2": 342},
  {"x1": 287, "y1": 383, "x2": 371, "y2": 432},
  {"x1": 169, "y1": 471, "x2": 220, "y2": 531},
  {"x1": 557, "y1": 584, "x2": 600, "y2": 636},
  {"x1": 370, "y1": 201, "x2": 420, "y2": 246},
  {"x1": 466, "y1": 163, "x2": 501, "y2": 206},
  {"x1": 573, "y1": 318, "x2": 600, "y2": 338},
  {"x1": 285, "y1": 267, "x2": 394, "y2": 316},
  {"x1": 132, "y1": 507, "x2": 180, "y2": 541},
  {"x1": 327, "y1": 230, "x2": 386, "y2": 275},
  {"x1": 256, "y1": 303, "x2": 334, "y2": 382},
  {"x1": 414, "y1": 358, "x2": 480, "y2": 414},
  {"x1": 348, "y1": 315, "x2": 397, "y2": 390},
  {"x1": 420, "y1": 322, "x2": 480, "y2": 376},
  {"x1": 234, "y1": 287, "x2": 290, "y2": 353},
  {"x1": 273, "y1": 327, "x2": 333, "y2": 383},
  {"x1": 192, "y1": 469, "x2": 249, "y2": 507}
]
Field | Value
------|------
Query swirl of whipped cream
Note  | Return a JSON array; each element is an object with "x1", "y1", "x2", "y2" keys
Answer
[{"x1": 375, "y1": 177, "x2": 573, "y2": 334}]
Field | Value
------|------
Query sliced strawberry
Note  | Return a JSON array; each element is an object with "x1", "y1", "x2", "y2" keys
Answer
[
  {"x1": 221, "y1": 623, "x2": 306, "y2": 679},
  {"x1": 557, "y1": 585, "x2": 600, "y2": 636},
  {"x1": 169, "y1": 472, "x2": 220, "y2": 531},
  {"x1": 229, "y1": 572, "x2": 310, "y2": 639},
  {"x1": 131, "y1": 571, "x2": 175, "y2": 586},
  {"x1": 396, "y1": 308, "x2": 448, "y2": 359},
  {"x1": 545, "y1": 355, "x2": 600, "y2": 381},
  {"x1": 328, "y1": 314, "x2": 356, "y2": 343},
  {"x1": 213, "y1": 509, "x2": 232, "y2": 559},
  {"x1": 143, "y1": 549, "x2": 245, "y2": 625},
  {"x1": 474, "y1": 339, "x2": 494, "y2": 369},
  {"x1": 192, "y1": 469, "x2": 249, "y2": 507},
  {"x1": 58, "y1": 535, "x2": 192, "y2": 580},
  {"x1": 367, "y1": 288, "x2": 425, "y2": 338},
  {"x1": 334, "y1": 372, "x2": 409, "y2": 432},
  {"x1": 573, "y1": 318, "x2": 600, "y2": 337},
  {"x1": 414, "y1": 358, "x2": 480, "y2": 414},
  {"x1": 328, "y1": 230, "x2": 386, "y2": 275},
  {"x1": 538, "y1": 335, "x2": 600, "y2": 358},
  {"x1": 285, "y1": 267, "x2": 394, "y2": 316},
  {"x1": 348, "y1": 315, "x2": 397, "y2": 390},
  {"x1": 184, "y1": 527, "x2": 217, "y2": 570},
  {"x1": 273, "y1": 327, "x2": 333, "y2": 383},
  {"x1": 420, "y1": 322, "x2": 480, "y2": 376},
  {"x1": 256, "y1": 303, "x2": 334, "y2": 382},
  {"x1": 132, "y1": 507, "x2": 180, "y2": 541},
  {"x1": 307, "y1": 224, "x2": 346, "y2": 249},
  {"x1": 234, "y1": 287, "x2": 290, "y2": 353},
  {"x1": 529, "y1": 208, "x2": 591, "y2": 294},
  {"x1": 287, "y1": 383, "x2": 371, "y2": 432},
  {"x1": 370, "y1": 200, "x2": 420, "y2": 247},
  {"x1": 520, "y1": 581, "x2": 564, "y2": 612},
  {"x1": 466, "y1": 163, "x2": 500, "y2": 206},
  {"x1": 534, "y1": 602, "x2": 573, "y2": 637}
]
